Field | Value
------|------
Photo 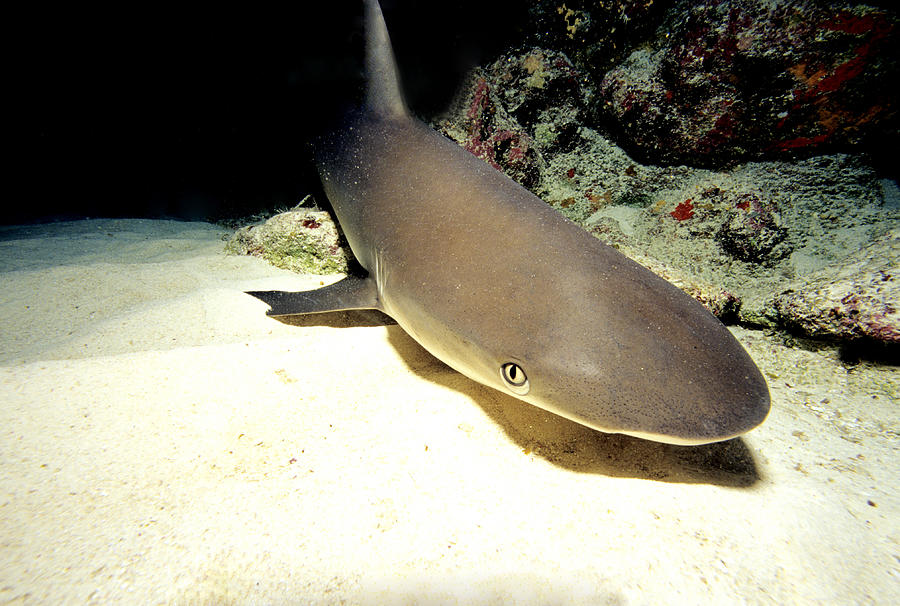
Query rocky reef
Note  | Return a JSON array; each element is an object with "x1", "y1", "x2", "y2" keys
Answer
[{"x1": 526, "y1": 0, "x2": 898, "y2": 168}]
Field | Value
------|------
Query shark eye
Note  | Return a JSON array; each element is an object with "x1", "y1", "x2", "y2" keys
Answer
[{"x1": 501, "y1": 363, "x2": 530, "y2": 395}]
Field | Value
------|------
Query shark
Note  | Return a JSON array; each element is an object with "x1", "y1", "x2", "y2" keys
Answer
[{"x1": 247, "y1": 0, "x2": 770, "y2": 445}]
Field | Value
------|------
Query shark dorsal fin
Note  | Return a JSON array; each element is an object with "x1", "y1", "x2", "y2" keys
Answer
[{"x1": 364, "y1": 0, "x2": 408, "y2": 119}]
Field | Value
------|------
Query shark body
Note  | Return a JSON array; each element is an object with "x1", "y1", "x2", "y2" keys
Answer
[{"x1": 248, "y1": 0, "x2": 770, "y2": 445}]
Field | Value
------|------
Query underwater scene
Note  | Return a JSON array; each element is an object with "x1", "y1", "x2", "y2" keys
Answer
[{"x1": 2, "y1": 0, "x2": 897, "y2": 603}]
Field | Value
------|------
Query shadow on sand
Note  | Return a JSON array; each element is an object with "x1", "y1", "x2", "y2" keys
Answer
[{"x1": 275, "y1": 310, "x2": 762, "y2": 487}]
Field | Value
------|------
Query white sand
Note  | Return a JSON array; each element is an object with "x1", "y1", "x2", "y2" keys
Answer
[{"x1": 1, "y1": 219, "x2": 896, "y2": 604}]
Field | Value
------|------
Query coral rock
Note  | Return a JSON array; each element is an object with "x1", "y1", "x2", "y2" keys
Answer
[
  {"x1": 225, "y1": 208, "x2": 350, "y2": 275},
  {"x1": 772, "y1": 230, "x2": 899, "y2": 344},
  {"x1": 434, "y1": 48, "x2": 588, "y2": 189},
  {"x1": 599, "y1": 0, "x2": 898, "y2": 167}
]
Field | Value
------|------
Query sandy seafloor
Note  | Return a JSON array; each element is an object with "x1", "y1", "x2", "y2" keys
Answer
[{"x1": 0, "y1": 218, "x2": 896, "y2": 605}]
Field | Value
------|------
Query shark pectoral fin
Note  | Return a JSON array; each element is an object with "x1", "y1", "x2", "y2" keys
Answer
[{"x1": 246, "y1": 276, "x2": 380, "y2": 317}]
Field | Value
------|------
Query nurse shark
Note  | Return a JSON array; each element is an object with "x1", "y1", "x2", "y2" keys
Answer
[{"x1": 248, "y1": 0, "x2": 770, "y2": 445}]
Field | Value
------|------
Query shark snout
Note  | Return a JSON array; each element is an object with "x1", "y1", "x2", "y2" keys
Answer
[{"x1": 515, "y1": 337, "x2": 771, "y2": 445}]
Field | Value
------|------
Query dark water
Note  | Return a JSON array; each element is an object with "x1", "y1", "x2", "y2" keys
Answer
[{"x1": 11, "y1": 1, "x2": 525, "y2": 225}]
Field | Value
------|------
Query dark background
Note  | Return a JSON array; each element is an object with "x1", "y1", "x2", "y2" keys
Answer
[{"x1": 11, "y1": 1, "x2": 527, "y2": 225}]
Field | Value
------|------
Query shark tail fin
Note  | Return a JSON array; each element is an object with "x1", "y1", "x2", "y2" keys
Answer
[{"x1": 364, "y1": 0, "x2": 408, "y2": 119}]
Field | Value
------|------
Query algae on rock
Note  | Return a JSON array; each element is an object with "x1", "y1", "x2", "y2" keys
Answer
[{"x1": 225, "y1": 209, "x2": 350, "y2": 275}]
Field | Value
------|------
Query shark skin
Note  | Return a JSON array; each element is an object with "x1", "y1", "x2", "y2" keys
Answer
[{"x1": 247, "y1": 0, "x2": 770, "y2": 445}]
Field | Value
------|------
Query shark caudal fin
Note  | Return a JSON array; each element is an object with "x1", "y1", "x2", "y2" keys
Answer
[{"x1": 363, "y1": 0, "x2": 408, "y2": 119}]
